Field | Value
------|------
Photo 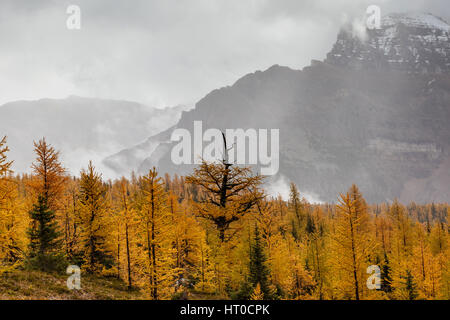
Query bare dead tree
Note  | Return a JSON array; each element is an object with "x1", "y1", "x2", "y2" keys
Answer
[{"x1": 186, "y1": 132, "x2": 265, "y2": 242}]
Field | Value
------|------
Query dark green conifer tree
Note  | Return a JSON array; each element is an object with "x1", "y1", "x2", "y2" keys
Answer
[
  {"x1": 402, "y1": 270, "x2": 418, "y2": 300},
  {"x1": 381, "y1": 254, "x2": 392, "y2": 293},
  {"x1": 249, "y1": 226, "x2": 271, "y2": 299},
  {"x1": 27, "y1": 195, "x2": 62, "y2": 270}
]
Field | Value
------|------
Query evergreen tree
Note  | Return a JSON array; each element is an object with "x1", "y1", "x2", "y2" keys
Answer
[
  {"x1": 381, "y1": 254, "x2": 392, "y2": 293},
  {"x1": 402, "y1": 270, "x2": 418, "y2": 300},
  {"x1": 249, "y1": 226, "x2": 271, "y2": 299},
  {"x1": 27, "y1": 195, "x2": 62, "y2": 270},
  {"x1": 306, "y1": 211, "x2": 316, "y2": 235}
]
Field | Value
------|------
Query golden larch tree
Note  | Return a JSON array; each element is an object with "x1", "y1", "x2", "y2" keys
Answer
[
  {"x1": 29, "y1": 138, "x2": 67, "y2": 209},
  {"x1": 0, "y1": 137, "x2": 27, "y2": 268},
  {"x1": 332, "y1": 184, "x2": 374, "y2": 300},
  {"x1": 137, "y1": 167, "x2": 176, "y2": 299},
  {"x1": 78, "y1": 161, "x2": 112, "y2": 273},
  {"x1": 112, "y1": 177, "x2": 138, "y2": 289}
]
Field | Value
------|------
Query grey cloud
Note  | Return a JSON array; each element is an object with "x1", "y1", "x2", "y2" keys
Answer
[{"x1": 0, "y1": 0, "x2": 449, "y2": 107}]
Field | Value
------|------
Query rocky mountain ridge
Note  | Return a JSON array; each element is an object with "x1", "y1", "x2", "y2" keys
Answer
[{"x1": 102, "y1": 12, "x2": 450, "y2": 203}]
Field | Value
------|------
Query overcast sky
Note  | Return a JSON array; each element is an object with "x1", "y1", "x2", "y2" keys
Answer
[{"x1": 1, "y1": 0, "x2": 449, "y2": 108}]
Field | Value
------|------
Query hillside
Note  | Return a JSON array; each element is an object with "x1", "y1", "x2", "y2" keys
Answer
[
  {"x1": 0, "y1": 270, "x2": 143, "y2": 300},
  {"x1": 0, "y1": 96, "x2": 186, "y2": 177},
  {"x1": 0, "y1": 269, "x2": 229, "y2": 300}
]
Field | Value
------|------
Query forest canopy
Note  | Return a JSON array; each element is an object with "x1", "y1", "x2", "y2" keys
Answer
[{"x1": 0, "y1": 136, "x2": 448, "y2": 300}]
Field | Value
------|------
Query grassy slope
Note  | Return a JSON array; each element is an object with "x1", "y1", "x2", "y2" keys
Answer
[
  {"x1": 0, "y1": 270, "x2": 225, "y2": 300},
  {"x1": 0, "y1": 270, "x2": 143, "y2": 300}
]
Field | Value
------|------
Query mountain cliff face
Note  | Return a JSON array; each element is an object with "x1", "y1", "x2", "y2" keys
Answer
[{"x1": 105, "y1": 13, "x2": 450, "y2": 203}]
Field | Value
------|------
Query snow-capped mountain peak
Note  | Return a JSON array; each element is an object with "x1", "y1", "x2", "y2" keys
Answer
[{"x1": 326, "y1": 12, "x2": 450, "y2": 74}]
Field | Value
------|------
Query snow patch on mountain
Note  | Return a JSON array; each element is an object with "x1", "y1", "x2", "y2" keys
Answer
[
  {"x1": 382, "y1": 13, "x2": 450, "y2": 31},
  {"x1": 326, "y1": 13, "x2": 450, "y2": 74}
]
